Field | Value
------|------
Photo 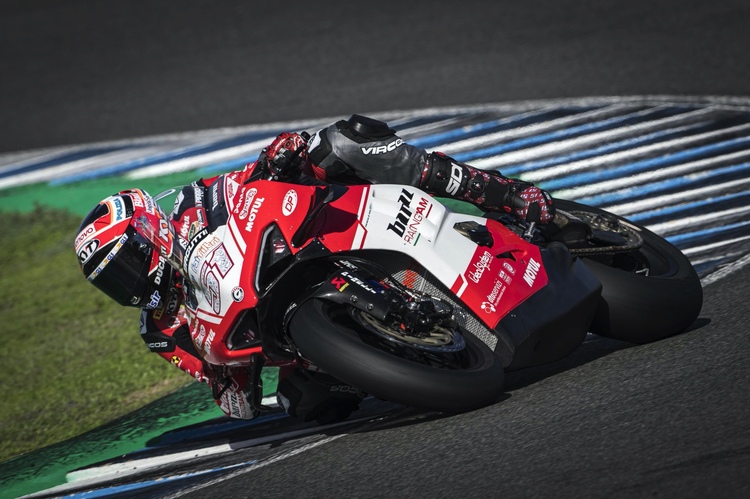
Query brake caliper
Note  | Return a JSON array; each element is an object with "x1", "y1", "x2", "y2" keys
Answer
[{"x1": 385, "y1": 292, "x2": 454, "y2": 337}]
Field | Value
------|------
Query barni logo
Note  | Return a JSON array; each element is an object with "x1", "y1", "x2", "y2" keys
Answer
[
  {"x1": 387, "y1": 189, "x2": 414, "y2": 237},
  {"x1": 361, "y1": 138, "x2": 404, "y2": 155}
]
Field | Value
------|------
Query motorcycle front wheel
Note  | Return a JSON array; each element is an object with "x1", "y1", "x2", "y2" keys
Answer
[
  {"x1": 289, "y1": 299, "x2": 504, "y2": 413},
  {"x1": 554, "y1": 199, "x2": 703, "y2": 344}
]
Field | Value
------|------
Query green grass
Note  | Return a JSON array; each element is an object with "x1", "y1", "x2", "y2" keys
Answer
[{"x1": 0, "y1": 206, "x2": 192, "y2": 462}]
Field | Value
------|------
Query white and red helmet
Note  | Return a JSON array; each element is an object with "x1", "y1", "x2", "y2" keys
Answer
[{"x1": 75, "y1": 189, "x2": 174, "y2": 309}]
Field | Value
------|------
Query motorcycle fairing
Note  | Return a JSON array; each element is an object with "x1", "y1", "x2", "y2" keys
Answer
[
  {"x1": 180, "y1": 180, "x2": 319, "y2": 365},
  {"x1": 318, "y1": 184, "x2": 549, "y2": 328}
]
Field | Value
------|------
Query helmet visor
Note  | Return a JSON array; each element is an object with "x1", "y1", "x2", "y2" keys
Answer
[{"x1": 88, "y1": 226, "x2": 155, "y2": 307}]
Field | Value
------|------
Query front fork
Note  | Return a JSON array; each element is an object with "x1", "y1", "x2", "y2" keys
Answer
[{"x1": 285, "y1": 259, "x2": 454, "y2": 338}]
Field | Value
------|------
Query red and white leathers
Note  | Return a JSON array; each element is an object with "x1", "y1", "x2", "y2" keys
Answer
[{"x1": 139, "y1": 169, "x2": 260, "y2": 420}]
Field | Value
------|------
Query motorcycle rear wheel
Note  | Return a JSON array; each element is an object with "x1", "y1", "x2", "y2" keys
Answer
[
  {"x1": 554, "y1": 199, "x2": 703, "y2": 343},
  {"x1": 289, "y1": 299, "x2": 504, "y2": 413}
]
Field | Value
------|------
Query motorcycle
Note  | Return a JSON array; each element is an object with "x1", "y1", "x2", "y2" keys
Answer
[{"x1": 134, "y1": 176, "x2": 703, "y2": 415}]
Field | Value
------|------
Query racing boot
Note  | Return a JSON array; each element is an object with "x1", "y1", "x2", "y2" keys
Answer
[
  {"x1": 420, "y1": 152, "x2": 555, "y2": 224},
  {"x1": 209, "y1": 365, "x2": 259, "y2": 420},
  {"x1": 276, "y1": 370, "x2": 365, "y2": 424}
]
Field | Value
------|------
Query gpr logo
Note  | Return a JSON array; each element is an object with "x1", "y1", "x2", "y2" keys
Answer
[{"x1": 282, "y1": 189, "x2": 298, "y2": 216}]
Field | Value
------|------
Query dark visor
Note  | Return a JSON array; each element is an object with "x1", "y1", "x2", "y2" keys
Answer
[{"x1": 89, "y1": 226, "x2": 154, "y2": 307}]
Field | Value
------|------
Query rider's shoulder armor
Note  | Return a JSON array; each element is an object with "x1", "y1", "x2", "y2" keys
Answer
[{"x1": 308, "y1": 114, "x2": 427, "y2": 186}]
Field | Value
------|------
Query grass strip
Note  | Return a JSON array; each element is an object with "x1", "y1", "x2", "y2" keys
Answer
[{"x1": 0, "y1": 206, "x2": 195, "y2": 463}]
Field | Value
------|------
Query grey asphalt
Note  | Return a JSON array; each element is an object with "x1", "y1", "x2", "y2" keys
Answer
[
  {"x1": 2, "y1": 0, "x2": 750, "y2": 152},
  {"x1": 3, "y1": 1, "x2": 749, "y2": 497}
]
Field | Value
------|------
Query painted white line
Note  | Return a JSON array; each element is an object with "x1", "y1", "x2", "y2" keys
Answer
[
  {"x1": 395, "y1": 116, "x2": 471, "y2": 139},
  {"x1": 125, "y1": 139, "x2": 270, "y2": 180},
  {"x1": 645, "y1": 204, "x2": 750, "y2": 235},
  {"x1": 434, "y1": 104, "x2": 636, "y2": 154},
  {"x1": 554, "y1": 148, "x2": 750, "y2": 201},
  {"x1": 682, "y1": 234, "x2": 750, "y2": 256},
  {"x1": 520, "y1": 122, "x2": 750, "y2": 183},
  {"x1": 471, "y1": 107, "x2": 715, "y2": 169},
  {"x1": 603, "y1": 176, "x2": 750, "y2": 216},
  {"x1": 57, "y1": 412, "x2": 373, "y2": 493},
  {"x1": 701, "y1": 251, "x2": 750, "y2": 286},
  {"x1": 163, "y1": 435, "x2": 347, "y2": 499}
]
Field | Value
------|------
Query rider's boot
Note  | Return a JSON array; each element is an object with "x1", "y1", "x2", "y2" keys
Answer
[
  {"x1": 276, "y1": 369, "x2": 365, "y2": 424},
  {"x1": 208, "y1": 366, "x2": 259, "y2": 420},
  {"x1": 419, "y1": 152, "x2": 555, "y2": 224}
]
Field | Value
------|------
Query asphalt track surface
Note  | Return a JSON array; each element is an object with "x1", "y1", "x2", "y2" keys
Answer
[{"x1": 4, "y1": 1, "x2": 750, "y2": 498}]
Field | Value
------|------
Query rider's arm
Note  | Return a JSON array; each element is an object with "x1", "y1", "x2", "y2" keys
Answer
[
  {"x1": 139, "y1": 305, "x2": 209, "y2": 383},
  {"x1": 306, "y1": 114, "x2": 555, "y2": 224}
]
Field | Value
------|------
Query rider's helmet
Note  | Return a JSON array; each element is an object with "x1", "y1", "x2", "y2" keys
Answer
[{"x1": 74, "y1": 189, "x2": 174, "y2": 309}]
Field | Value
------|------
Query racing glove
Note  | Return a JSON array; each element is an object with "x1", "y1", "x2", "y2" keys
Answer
[
  {"x1": 259, "y1": 132, "x2": 311, "y2": 181},
  {"x1": 420, "y1": 151, "x2": 555, "y2": 224}
]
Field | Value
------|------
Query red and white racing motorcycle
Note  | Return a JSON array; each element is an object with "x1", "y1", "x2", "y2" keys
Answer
[{"x1": 139, "y1": 178, "x2": 703, "y2": 414}]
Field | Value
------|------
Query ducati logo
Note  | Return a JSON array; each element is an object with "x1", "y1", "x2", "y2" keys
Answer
[{"x1": 481, "y1": 301, "x2": 496, "y2": 313}]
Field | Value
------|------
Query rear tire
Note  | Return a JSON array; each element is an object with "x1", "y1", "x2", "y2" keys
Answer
[
  {"x1": 289, "y1": 299, "x2": 504, "y2": 413},
  {"x1": 554, "y1": 199, "x2": 703, "y2": 343}
]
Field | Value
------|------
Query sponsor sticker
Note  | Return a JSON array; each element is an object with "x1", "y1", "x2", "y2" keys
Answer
[
  {"x1": 75, "y1": 224, "x2": 96, "y2": 250},
  {"x1": 387, "y1": 189, "x2": 431, "y2": 245},
  {"x1": 77, "y1": 239, "x2": 99, "y2": 264},
  {"x1": 244, "y1": 197, "x2": 265, "y2": 232},
  {"x1": 361, "y1": 138, "x2": 404, "y2": 155},
  {"x1": 282, "y1": 189, "x2": 298, "y2": 216}
]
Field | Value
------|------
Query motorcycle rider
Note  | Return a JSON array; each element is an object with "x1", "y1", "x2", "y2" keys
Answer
[{"x1": 74, "y1": 114, "x2": 555, "y2": 424}]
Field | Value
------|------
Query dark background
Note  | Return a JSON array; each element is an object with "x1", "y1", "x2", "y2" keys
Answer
[{"x1": 1, "y1": 0, "x2": 749, "y2": 152}]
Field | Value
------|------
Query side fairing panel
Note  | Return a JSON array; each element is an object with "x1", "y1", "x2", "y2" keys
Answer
[{"x1": 325, "y1": 185, "x2": 548, "y2": 328}]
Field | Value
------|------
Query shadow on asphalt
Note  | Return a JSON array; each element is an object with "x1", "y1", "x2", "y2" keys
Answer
[{"x1": 503, "y1": 316, "x2": 712, "y2": 392}]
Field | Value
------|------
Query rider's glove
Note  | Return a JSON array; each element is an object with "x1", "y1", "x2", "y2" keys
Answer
[
  {"x1": 504, "y1": 182, "x2": 556, "y2": 225},
  {"x1": 261, "y1": 132, "x2": 310, "y2": 180}
]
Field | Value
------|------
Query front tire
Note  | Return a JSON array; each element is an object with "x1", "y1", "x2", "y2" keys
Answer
[
  {"x1": 289, "y1": 299, "x2": 504, "y2": 413},
  {"x1": 554, "y1": 199, "x2": 703, "y2": 343}
]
